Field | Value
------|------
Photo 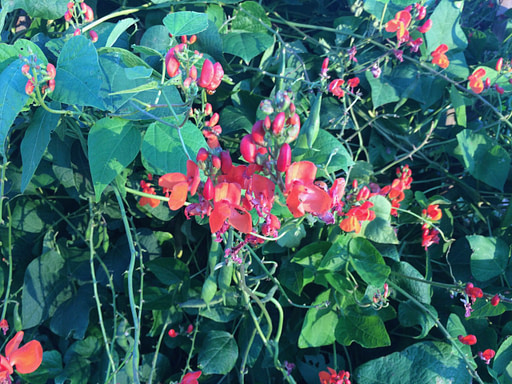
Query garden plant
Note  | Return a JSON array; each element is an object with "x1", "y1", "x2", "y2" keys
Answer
[{"x1": 0, "y1": 0, "x2": 512, "y2": 383}]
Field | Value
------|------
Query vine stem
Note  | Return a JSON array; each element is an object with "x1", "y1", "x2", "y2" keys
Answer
[
  {"x1": 0, "y1": 156, "x2": 7, "y2": 225},
  {"x1": 388, "y1": 281, "x2": 485, "y2": 384},
  {"x1": 147, "y1": 320, "x2": 170, "y2": 384},
  {"x1": 88, "y1": 199, "x2": 117, "y2": 383},
  {"x1": 0, "y1": 203, "x2": 13, "y2": 321},
  {"x1": 113, "y1": 186, "x2": 140, "y2": 384}
]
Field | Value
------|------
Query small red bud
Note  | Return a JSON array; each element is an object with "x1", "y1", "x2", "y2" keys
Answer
[
  {"x1": 251, "y1": 120, "x2": 266, "y2": 145},
  {"x1": 197, "y1": 59, "x2": 214, "y2": 88},
  {"x1": 46, "y1": 63, "x2": 56, "y2": 79},
  {"x1": 64, "y1": 10, "x2": 72, "y2": 21},
  {"x1": 496, "y1": 57, "x2": 503, "y2": 72},
  {"x1": 491, "y1": 294, "x2": 500, "y2": 306},
  {"x1": 186, "y1": 324, "x2": 194, "y2": 334},
  {"x1": 352, "y1": 179, "x2": 358, "y2": 190},
  {"x1": 240, "y1": 135, "x2": 257, "y2": 163},
  {"x1": 263, "y1": 115, "x2": 271, "y2": 130},
  {"x1": 272, "y1": 112, "x2": 286, "y2": 135},
  {"x1": 181, "y1": 35, "x2": 188, "y2": 44},
  {"x1": 74, "y1": 28, "x2": 81, "y2": 36},
  {"x1": 277, "y1": 143, "x2": 291, "y2": 172},
  {"x1": 168, "y1": 329, "x2": 178, "y2": 338},
  {"x1": 220, "y1": 150, "x2": 232, "y2": 174},
  {"x1": 204, "y1": 103, "x2": 212, "y2": 116},
  {"x1": 84, "y1": 5, "x2": 94, "y2": 22},
  {"x1": 484, "y1": 77, "x2": 491, "y2": 88},
  {"x1": 89, "y1": 30, "x2": 98, "y2": 43},
  {"x1": 189, "y1": 35, "x2": 197, "y2": 44},
  {"x1": 211, "y1": 155, "x2": 221, "y2": 169},
  {"x1": 356, "y1": 185, "x2": 370, "y2": 201},
  {"x1": 189, "y1": 65, "x2": 197, "y2": 80},
  {"x1": 203, "y1": 178, "x2": 214, "y2": 200},
  {"x1": 67, "y1": 1, "x2": 74, "y2": 9},
  {"x1": 21, "y1": 64, "x2": 30, "y2": 75},
  {"x1": 166, "y1": 56, "x2": 180, "y2": 78},
  {"x1": 209, "y1": 113, "x2": 219, "y2": 127},
  {"x1": 196, "y1": 147, "x2": 209, "y2": 162},
  {"x1": 416, "y1": 5, "x2": 427, "y2": 20},
  {"x1": 48, "y1": 78, "x2": 56, "y2": 92},
  {"x1": 25, "y1": 79, "x2": 35, "y2": 95},
  {"x1": 496, "y1": 85, "x2": 505, "y2": 94},
  {"x1": 289, "y1": 103, "x2": 296, "y2": 114}
]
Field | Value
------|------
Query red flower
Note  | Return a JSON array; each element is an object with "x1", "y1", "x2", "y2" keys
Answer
[
  {"x1": 347, "y1": 77, "x2": 360, "y2": 89},
  {"x1": 159, "y1": 160, "x2": 200, "y2": 210},
  {"x1": 168, "y1": 329, "x2": 178, "y2": 338},
  {"x1": 198, "y1": 59, "x2": 224, "y2": 93},
  {"x1": 424, "y1": 204, "x2": 442, "y2": 221},
  {"x1": 339, "y1": 201, "x2": 376, "y2": 234},
  {"x1": 0, "y1": 320, "x2": 7, "y2": 336},
  {"x1": 496, "y1": 57, "x2": 503, "y2": 72},
  {"x1": 180, "y1": 371, "x2": 201, "y2": 384},
  {"x1": 210, "y1": 182, "x2": 253, "y2": 234},
  {"x1": 328, "y1": 79, "x2": 345, "y2": 98},
  {"x1": 285, "y1": 162, "x2": 331, "y2": 218},
  {"x1": 458, "y1": 334, "x2": 477, "y2": 345},
  {"x1": 468, "y1": 68, "x2": 486, "y2": 94},
  {"x1": 139, "y1": 180, "x2": 160, "y2": 208},
  {"x1": 478, "y1": 349, "x2": 496, "y2": 364},
  {"x1": 465, "y1": 282, "x2": 483, "y2": 302},
  {"x1": 431, "y1": 44, "x2": 449, "y2": 68},
  {"x1": 417, "y1": 19, "x2": 432, "y2": 33},
  {"x1": 385, "y1": 10, "x2": 412, "y2": 41},
  {"x1": 0, "y1": 331, "x2": 43, "y2": 379},
  {"x1": 319, "y1": 367, "x2": 351, "y2": 384}
]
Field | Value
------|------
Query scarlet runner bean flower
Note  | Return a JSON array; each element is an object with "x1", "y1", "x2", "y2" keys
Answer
[
  {"x1": 328, "y1": 79, "x2": 345, "y2": 98},
  {"x1": 465, "y1": 282, "x2": 483, "y2": 303},
  {"x1": 385, "y1": 9, "x2": 412, "y2": 42},
  {"x1": 197, "y1": 59, "x2": 224, "y2": 94},
  {"x1": 417, "y1": 18, "x2": 432, "y2": 33},
  {"x1": 319, "y1": 367, "x2": 351, "y2": 384},
  {"x1": 159, "y1": 160, "x2": 200, "y2": 210},
  {"x1": 210, "y1": 182, "x2": 253, "y2": 234},
  {"x1": 0, "y1": 331, "x2": 43, "y2": 382},
  {"x1": 458, "y1": 334, "x2": 477, "y2": 345},
  {"x1": 431, "y1": 44, "x2": 450, "y2": 68},
  {"x1": 139, "y1": 178, "x2": 160, "y2": 208},
  {"x1": 468, "y1": 68, "x2": 486, "y2": 93},
  {"x1": 478, "y1": 349, "x2": 496, "y2": 364},
  {"x1": 179, "y1": 371, "x2": 201, "y2": 384}
]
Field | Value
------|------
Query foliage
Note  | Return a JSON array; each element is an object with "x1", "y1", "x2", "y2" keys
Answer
[{"x1": 0, "y1": 0, "x2": 512, "y2": 383}]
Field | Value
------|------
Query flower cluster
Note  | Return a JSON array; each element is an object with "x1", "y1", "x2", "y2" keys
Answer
[
  {"x1": 64, "y1": 1, "x2": 97, "y2": 41},
  {"x1": 319, "y1": 367, "x2": 351, "y2": 384},
  {"x1": 385, "y1": 4, "x2": 431, "y2": 54},
  {"x1": 21, "y1": 56, "x2": 56, "y2": 96},
  {"x1": 421, "y1": 204, "x2": 442, "y2": 250},
  {"x1": 457, "y1": 333, "x2": 496, "y2": 365}
]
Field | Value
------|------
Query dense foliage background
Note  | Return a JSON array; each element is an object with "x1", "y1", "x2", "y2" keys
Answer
[{"x1": 0, "y1": 0, "x2": 512, "y2": 383}]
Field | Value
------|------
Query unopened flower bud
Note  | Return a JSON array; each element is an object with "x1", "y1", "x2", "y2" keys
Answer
[
  {"x1": 74, "y1": 28, "x2": 81, "y2": 36},
  {"x1": 25, "y1": 79, "x2": 35, "y2": 95},
  {"x1": 211, "y1": 155, "x2": 221, "y2": 169},
  {"x1": 220, "y1": 150, "x2": 232, "y2": 174},
  {"x1": 89, "y1": 30, "x2": 98, "y2": 43},
  {"x1": 240, "y1": 135, "x2": 257, "y2": 163},
  {"x1": 203, "y1": 178, "x2": 214, "y2": 200},
  {"x1": 277, "y1": 143, "x2": 291, "y2": 172},
  {"x1": 417, "y1": 19, "x2": 432, "y2": 33},
  {"x1": 168, "y1": 329, "x2": 178, "y2": 338},
  {"x1": 272, "y1": 112, "x2": 286, "y2": 135},
  {"x1": 186, "y1": 324, "x2": 194, "y2": 334},
  {"x1": 189, "y1": 65, "x2": 197, "y2": 80},
  {"x1": 496, "y1": 57, "x2": 503, "y2": 72},
  {"x1": 196, "y1": 147, "x2": 209, "y2": 162},
  {"x1": 204, "y1": 103, "x2": 212, "y2": 116},
  {"x1": 64, "y1": 10, "x2": 72, "y2": 21},
  {"x1": 21, "y1": 64, "x2": 30, "y2": 75},
  {"x1": 251, "y1": 120, "x2": 266, "y2": 145},
  {"x1": 46, "y1": 63, "x2": 56, "y2": 79},
  {"x1": 259, "y1": 99, "x2": 274, "y2": 115}
]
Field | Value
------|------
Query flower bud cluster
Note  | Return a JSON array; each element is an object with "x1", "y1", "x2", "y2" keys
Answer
[
  {"x1": 64, "y1": 1, "x2": 97, "y2": 42},
  {"x1": 20, "y1": 54, "x2": 57, "y2": 96}
]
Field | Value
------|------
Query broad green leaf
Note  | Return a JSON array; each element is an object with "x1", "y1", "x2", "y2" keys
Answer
[
  {"x1": 468, "y1": 235, "x2": 509, "y2": 281},
  {"x1": 222, "y1": 32, "x2": 274, "y2": 64},
  {"x1": 10, "y1": 0, "x2": 68, "y2": 19},
  {"x1": 124, "y1": 66, "x2": 153, "y2": 80},
  {"x1": 52, "y1": 35, "x2": 104, "y2": 109},
  {"x1": 14, "y1": 39, "x2": 48, "y2": 64},
  {"x1": 298, "y1": 290, "x2": 338, "y2": 348},
  {"x1": 398, "y1": 300, "x2": 438, "y2": 339},
  {"x1": 365, "y1": 70, "x2": 400, "y2": 108},
  {"x1": 106, "y1": 18, "x2": 137, "y2": 48},
  {"x1": 198, "y1": 331, "x2": 238, "y2": 374},
  {"x1": 450, "y1": 85, "x2": 467, "y2": 127},
  {"x1": 335, "y1": 307, "x2": 391, "y2": 348},
  {"x1": 139, "y1": 25, "x2": 171, "y2": 55},
  {"x1": 50, "y1": 285, "x2": 93, "y2": 339},
  {"x1": 0, "y1": 59, "x2": 30, "y2": 157},
  {"x1": 277, "y1": 221, "x2": 306, "y2": 248},
  {"x1": 490, "y1": 334, "x2": 512, "y2": 383},
  {"x1": 456, "y1": 129, "x2": 510, "y2": 191},
  {"x1": 163, "y1": 11, "x2": 208, "y2": 36},
  {"x1": 22, "y1": 250, "x2": 73, "y2": 328},
  {"x1": 354, "y1": 341, "x2": 472, "y2": 383},
  {"x1": 318, "y1": 234, "x2": 351, "y2": 272},
  {"x1": 291, "y1": 241, "x2": 331, "y2": 270},
  {"x1": 470, "y1": 297, "x2": 506, "y2": 319},
  {"x1": 88, "y1": 117, "x2": 141, "y2": 201},
  {"x1": 146, "y1": 258, "x2": 188, "y2": 286},
  {"x1": 425, "y1": 0, "x2": 467, "y2": 52},
  {"x1": 0, "y1": 43, "x2": 18, "y2": 73},
  {"x1": 361, "y1": 217, "x2": 398, "y2": 244},
  {"x1": 10, "y1": 198, "x2": 59, "y2": 233},
  {"x1": 279, "y1": 260, "x2": 314, "y2": 296},
  {"x1": 295, "y1": 129, "x2": 354, "y2": 174},
  {"x1": 391, "y1": 262, "x2": 431, "y2": 304},
  {"x1": 231, "y1": 1, "x2": 271, "y2": 33},
  {"x1": 446, "y1": 313, "x2": 474, "y2": 363},
  {"x1": 141, "y1": 120, "x2": 207, "y2": 175},
  {"x1": 20, "y1": 107, "x2": 60, "y2": 192},
  {"x1": 349, "y1": 237, "x2": 390, "y2": 287}
]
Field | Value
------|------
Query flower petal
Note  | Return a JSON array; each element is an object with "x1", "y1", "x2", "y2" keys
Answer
[
  {"x1": 5, "y1": 331, "x2": 23, "y2": 358},
  {"x1": 9, "y1": 340, "x2": 43, "y2": 374}
]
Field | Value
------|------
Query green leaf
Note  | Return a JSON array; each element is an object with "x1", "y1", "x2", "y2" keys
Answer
[
  {"x1": 365, "y1": 70, "x2": 400, "y2": 108},
  {"x1": 450, "y1": 85, "x2": 467, "y2": 127},
  {"x1": 490, "y1": 334, "x2": 512, "y2": 383},
  {"x1": 14, "y1": 39, "x2": 48, "y2": 64},
  {"x1": 291, "y1": 241, "x2": 331, "y2": 269},
  {"x1": 361, "y1": 217, "x2": 398, "y2": 244},
  {"x1": 106, "y1": 18, "x2": 137, "y2": 48},
  {"x1": 294, "y1": 129, "x2": 354, "y2": 174},
  {"x1": 22, "y1": 250, "x2": 73, "y2": 328},
  {"x1": 446, "y1": 313, "x2": 473, "y2": 363},
  {"x1": 10, "y1": 198, "x2": 59, "y2": 233},
  {"x1": 231, "y1": 1, "x2": 271, "y2": 33},
  {"x1": 11, "y1": 0, "x2": 68, "y2": 19},
  {"x1": 468, "y1": 235, "x2": 509, "y2": 281},
  {"x1": 50, "y1": 285, "x2": 93, "y2": 339},
  {"x1": 88, "y1": 117, "x2": 141, "y2": 201},
  {"x1": 354, "y1": 341, "x2": 472, "y2": 383},
  {"x1": 398, "y1": 300, "x2": 438, "y2": 339},
  {"x1": 335, "y1": 307, "x2": 391, "y2": 348},
  {"x1": 349, "y1": 237, "x2": 390, "y2": 287},
  {"x1": 198, "y1": 331, "x2": 239, "y2": 375},
  {"x1": 20, "y1": 107, "x2": 60, "y2": 192},
  {"x1": 425, "y1": 0, "x2": 467, "y2": 52},
  {"x1": 146, "y1": 258, "x2": 188, "y2": 286},
  {"x1": 222, "y1": 32, "x2": 274, "y2": 64},
  {"x1": 391, "y1": 262, "x2": 431, "y2": 304},
  {"x1": 141, "y1": 120, "x2": 207, "y2": 175},
  {"x1": 163, "y1": 11, "x2": 208, "y2": 37},
  {"x1": 298, "y1": 290, "x2": 338, "y2": 348},
  {"x1": 277, "y1": 221, "x2": 306, "y2": 248},
  {"x1": 0, "y1": 59, "x2": 30, "y2": 157},
  {"x1": 456, "y1": 129, "x2": 511, "y2": 191},
  {"x1": 318, "y1": 234, "x2": 351, "y2": 272},
  {"x1": 52, "y1": 35, "x2": 104, "y2": 109}
]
